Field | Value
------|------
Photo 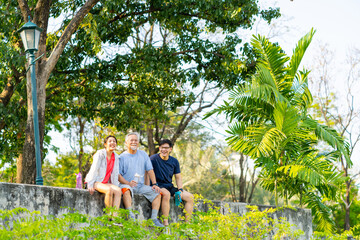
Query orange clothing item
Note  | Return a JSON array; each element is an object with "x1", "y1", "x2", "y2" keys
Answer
[
  {"x1": 102, "y1": 152, "x2": 115, "y2": 184},
  {"x1": 121, "y1": 187, "x2": 162, "y2": 195},
  {"x1": 122, "y1": 188, "x2": 130, "y2": 194}
]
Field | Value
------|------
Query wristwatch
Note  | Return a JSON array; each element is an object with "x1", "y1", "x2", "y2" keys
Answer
[{"x1": 153, "y1": 183, "x2": 158, "y2": 186}]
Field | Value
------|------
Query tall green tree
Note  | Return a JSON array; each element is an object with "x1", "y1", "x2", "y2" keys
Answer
[
  {"x1": 1, "y1": 0, "x2": 280, "y2": 183},
  {"x1": 1, "y1": 0, "x2": 100, "y2": 184},
  {"x1": 207, "y1": 29, "x2": 351, "y2": 232}
]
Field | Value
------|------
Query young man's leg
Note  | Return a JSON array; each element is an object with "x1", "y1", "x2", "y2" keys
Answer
[
  {"x1": 160, "y1": 188, "x2": 171, "y2": 226},
  {"x1": 180, "y1": 191, "x2": 194, "y2": 222}
]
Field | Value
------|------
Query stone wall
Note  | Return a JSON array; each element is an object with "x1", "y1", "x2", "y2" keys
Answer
[{"x1": 0, "y1": 182, "x2": 313, "y2": 238}]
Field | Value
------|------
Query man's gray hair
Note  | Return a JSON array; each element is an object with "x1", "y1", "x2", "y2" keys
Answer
[{"x1": 125, "y1": 132, "x2": 140, "y2": 142}]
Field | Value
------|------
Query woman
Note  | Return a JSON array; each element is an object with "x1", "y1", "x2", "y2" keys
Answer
[{"x1": 85, "y1": 135, "x2": 122, "y2": 215}]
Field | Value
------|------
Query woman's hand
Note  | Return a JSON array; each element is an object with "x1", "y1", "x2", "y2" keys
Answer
[{"x1": 88, "y1": 187, "x2": 95, "y2": 195}]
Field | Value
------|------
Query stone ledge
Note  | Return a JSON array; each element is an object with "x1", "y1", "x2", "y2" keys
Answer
[{"x1": 0, "y1": 182, "x2": 312, "y2": 239}]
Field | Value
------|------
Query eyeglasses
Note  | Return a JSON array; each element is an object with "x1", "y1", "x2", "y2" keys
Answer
[{"x1": 160, "y1": 147, "x2": 171, "y2": 150}]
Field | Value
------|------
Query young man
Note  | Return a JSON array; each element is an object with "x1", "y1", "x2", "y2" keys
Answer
[
  {"x1": 150, "y1": 139, "x2": 194, "y2": 226},
  {"x1": 118, "y1": 132, "x2": 164, "y2": 227}
]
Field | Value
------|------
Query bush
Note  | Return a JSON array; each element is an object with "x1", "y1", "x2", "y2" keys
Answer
[{"x1": 0, "y1": 197, "x2": 305, "y2": 240}]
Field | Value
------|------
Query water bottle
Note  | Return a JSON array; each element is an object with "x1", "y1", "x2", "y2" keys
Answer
[{"x1": 76, "y1": 172, "x2": 82, "y2": 189}]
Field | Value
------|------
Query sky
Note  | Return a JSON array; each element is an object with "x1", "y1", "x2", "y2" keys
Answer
[
  {"x1": 275, "y1": 0, "x2": 360, "y2": 54},
  {"x1": 46, "y1": 0, "x2": 360, "y2": 175},
  {"x1": 273, "y1": 0, "x2": 360, "y2": 173}
]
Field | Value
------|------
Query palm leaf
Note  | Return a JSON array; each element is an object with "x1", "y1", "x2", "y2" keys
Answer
[
  {"x1": 303, "y1": 118, "x2": 351, "y2": 165},
  {"x1": 302, "y1": 191, "x2": 335, "y2": 232},
  {"x1": 287, "y1": 28, "x2": 316, "y2": 82},
  {"x1": 251, "y1": 34, "x2": 289, "y2": 91}
]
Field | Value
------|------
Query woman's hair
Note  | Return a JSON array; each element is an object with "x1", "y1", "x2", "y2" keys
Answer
[{"x1": 104, "y1": 135, "x2": 117, "y2": 144}]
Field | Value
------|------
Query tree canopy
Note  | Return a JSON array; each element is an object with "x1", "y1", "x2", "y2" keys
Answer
[{"x1": 0, "y1": 0, "x2": 280, "y2": 183}]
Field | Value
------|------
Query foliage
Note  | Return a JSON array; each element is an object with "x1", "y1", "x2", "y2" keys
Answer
[
  {"x1": 330, "y1": 195, "x2": 360, "y2": 235},
  {"x1": 309, "y1": 45, "x2": 360, "y2": 233},
  {"x1": 172, "y1": 139, "x2": 230, "y2": 201},
  {"x1": 313, "y1": 229, "x2": 360, "y2": 240},
  {"x1": 0, "y1": 0, "x2": 280, "y2": 182},
  {"x1": 0, "y1": 198, "x2": 305, "y2": 240},
  {"x1": 206, "y1": 29, "x2": 351, "y2": 232}
]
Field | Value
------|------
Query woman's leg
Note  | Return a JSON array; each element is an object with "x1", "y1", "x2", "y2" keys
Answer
[
  {"x1": 94, "y1": 182, "x2": 122, "y2": 208},
  {"x1": 109, "y1": 184, "x2": 122, "y2": 209}
]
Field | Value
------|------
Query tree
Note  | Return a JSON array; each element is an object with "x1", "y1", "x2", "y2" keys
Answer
[
  {"x1": 310, "y1": 45, "x2": 360, "y2": 231},
  {"x1": 1, "y1": 0, "x2": 280, "y2": 183},
  {"x1": 216, "y1": 146, "x2": 259, "y2": 203},
  {"x1": 0, "y1": 0, "x2": 100, "y2": 183},
  {"x1": 207, "y1": 29, "x2": 351, "y2": 232}
]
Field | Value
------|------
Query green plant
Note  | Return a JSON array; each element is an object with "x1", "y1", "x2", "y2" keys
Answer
[{"x1": 0, "y1": 197, "x2": 306, "y2": 240}]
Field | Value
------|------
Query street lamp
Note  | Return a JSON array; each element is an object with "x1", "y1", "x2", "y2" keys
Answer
[{"x1": 18, "y1": 17, "x2": 44, "y2": 185}]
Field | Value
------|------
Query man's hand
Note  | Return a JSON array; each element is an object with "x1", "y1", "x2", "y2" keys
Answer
[
  {"x1": 88, "y1": 187, "x2": 95, "y2": 195},
  {"x1": 128, "y1": 180, "x2": 138, "y2": 188},
  {"x1": 152, "y1": 185, "x2": 160, "y2": 193}
]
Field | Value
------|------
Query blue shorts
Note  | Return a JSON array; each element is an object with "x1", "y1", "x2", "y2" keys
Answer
[{"x1": 119, "y1": 183, "x2": 159, "y2": 202}]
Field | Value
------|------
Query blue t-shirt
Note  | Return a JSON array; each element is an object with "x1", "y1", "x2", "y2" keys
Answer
[
  {"x1": 150, "y1": 154, "x2": 181, "y2": 188},
  {"x1": 119, "y1": 150, "x2": 153, "y2": 185}
]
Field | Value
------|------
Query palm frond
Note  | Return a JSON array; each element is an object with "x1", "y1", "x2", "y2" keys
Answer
[
  {"x1": 303, "y1": 118, "x2": 351, "y2": 165},
  {"x1": 287, "y1": 28, "x2": 316, "y2": 82},
  {"x1": 251, "y1": 35, "x2": 289, "y2": 91},
  {"x1": 273, "y1": 102, "x2": 300, "y2": 136},
  {"x1": 302, "y1": 191, "x2": 335, "y2": 232}
]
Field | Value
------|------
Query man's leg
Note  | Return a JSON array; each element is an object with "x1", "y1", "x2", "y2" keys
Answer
[
  {"x1": 139, "y1": 185, "x2": 164, "y2": 227},
  {"x1": 151, "y1": 193, "x2": 161, "y2": 213},
  {"x1": 122, "y1": 189, "x2": 132, "y2": 208},
  {"x1": 160, "y1": 188, "x2": 171, "y2": 226},
  {"x1": 121, "y1": 186, "x2": 135, "y2": 220},
  {"x1": 181, "y1": 191, "x2": 194, "y2": 222}
]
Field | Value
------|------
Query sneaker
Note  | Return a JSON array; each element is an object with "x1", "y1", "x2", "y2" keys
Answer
[{"x1": 152, "y1": 218, "x2": 165, "y2": 227}]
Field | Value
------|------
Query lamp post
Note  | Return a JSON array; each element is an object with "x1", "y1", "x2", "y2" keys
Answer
[{"x1": 18, "y1": 17, "x2": 44, "y2": 185}]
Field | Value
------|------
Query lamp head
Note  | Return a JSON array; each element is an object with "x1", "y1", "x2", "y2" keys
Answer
[{"x1": 18, "y1": 16, "x2": 43, "y2": 53}]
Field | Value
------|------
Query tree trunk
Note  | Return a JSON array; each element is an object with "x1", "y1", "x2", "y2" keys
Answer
[
  {"x1": 344, "y1": 180, "x2": 351, "y2": 231},
  {"x1": 147, "y1": 126, "x2": 156, "y2": 156},
  {"x1": 247, "y1": 171, "x2": 259, "y2": 203},
  {"x1": 16, "y1": 0, "x2": 100, "y2": 183},
  {"x1": 78, "y1": 116, "x2": 85, "y2": 187},
  {"x1": 238, "y1": 153, "x2": 246, "y2": 202}
]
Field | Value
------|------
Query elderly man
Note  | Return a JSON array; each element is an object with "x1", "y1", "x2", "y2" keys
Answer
[
  {"x1": 118, "y1": 132, "x2": 164, "y2": 227},
  {"x1": 150, "y1": 139, "x2": 194, "y2": 226}
]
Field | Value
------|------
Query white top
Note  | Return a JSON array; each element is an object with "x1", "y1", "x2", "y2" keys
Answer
[{"x1": 85, "y1": 149, "x2": 120, "y2": 188}]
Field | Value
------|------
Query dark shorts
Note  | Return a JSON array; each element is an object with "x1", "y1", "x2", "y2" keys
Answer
[{"x1": 161, "y1": 185, "x2": 179, "y2": 196}]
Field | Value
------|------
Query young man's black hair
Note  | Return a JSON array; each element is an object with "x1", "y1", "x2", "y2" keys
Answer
[{"x1": 159, "y1": 139, "x2": 173, "y2": 148}]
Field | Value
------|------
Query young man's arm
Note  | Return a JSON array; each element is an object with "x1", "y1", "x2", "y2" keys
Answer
[{"x1": 175, "y1": 173, "x2": 183, "y2": 191}]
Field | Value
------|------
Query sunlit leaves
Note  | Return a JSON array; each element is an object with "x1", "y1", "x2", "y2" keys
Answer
[{"x1": 210, "y1": 30, "x2": 350, "y2": 232}]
